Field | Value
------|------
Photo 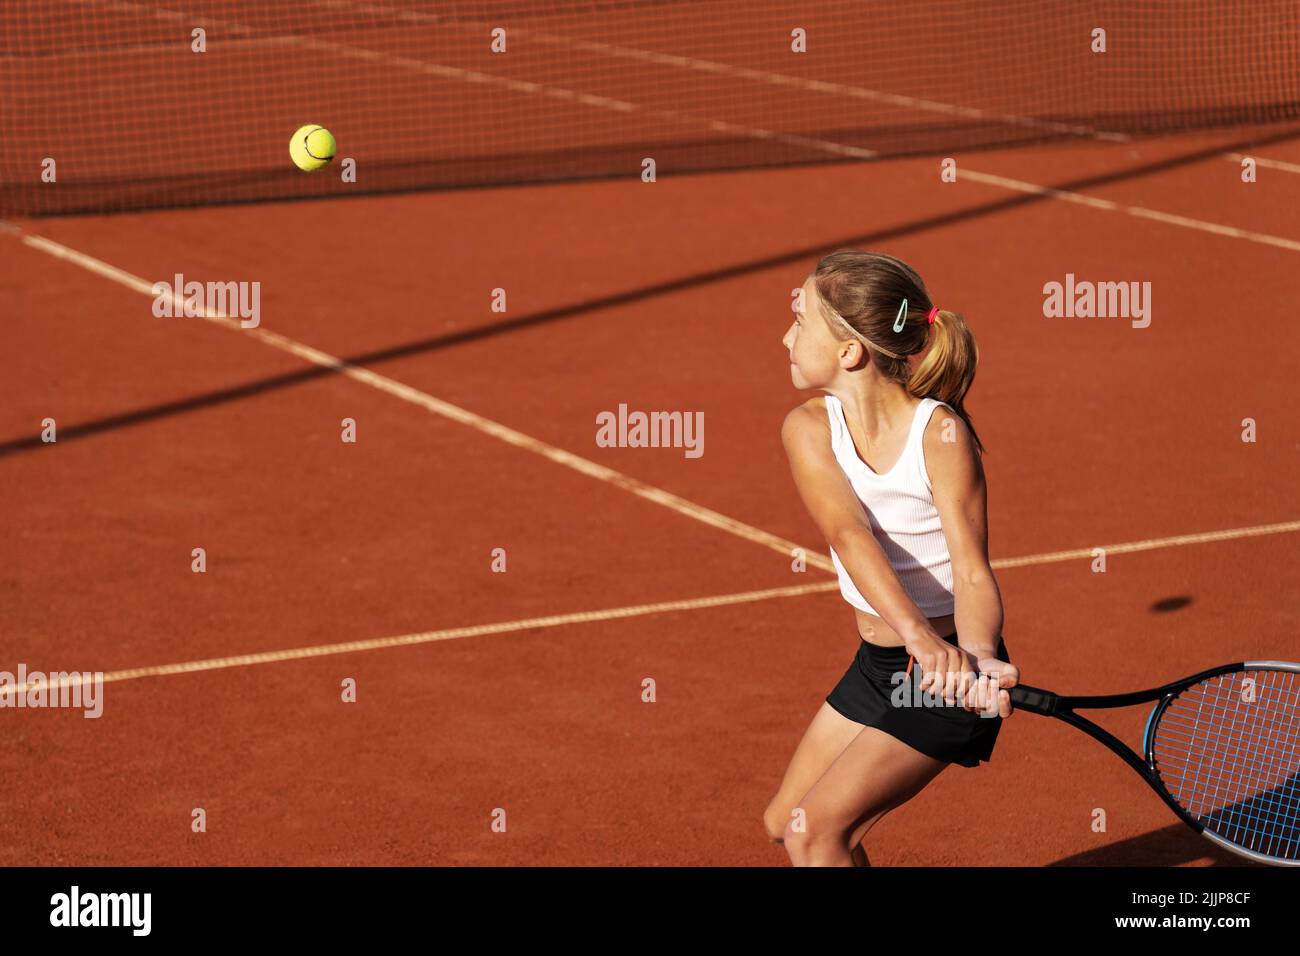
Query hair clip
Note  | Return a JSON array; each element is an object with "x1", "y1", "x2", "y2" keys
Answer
[{"x1": 893, "y1": 298, "x2": 908, "y2": 333}]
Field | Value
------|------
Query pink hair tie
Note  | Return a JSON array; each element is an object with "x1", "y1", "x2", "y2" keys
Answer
[{"x1": 926, "y1": 306, "x2": 939, "y2": 325}]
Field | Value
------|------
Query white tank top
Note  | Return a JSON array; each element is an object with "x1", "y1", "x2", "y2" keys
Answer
[{"x1": 824, "y1": 394, "x2": 956, "y2": 617}]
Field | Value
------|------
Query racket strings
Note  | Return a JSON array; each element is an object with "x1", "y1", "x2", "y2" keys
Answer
[{"x1": 1151, "y1": 668, "x2": 1300, "y2": 862}]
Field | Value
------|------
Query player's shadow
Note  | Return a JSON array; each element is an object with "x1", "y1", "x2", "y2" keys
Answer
[
  {"x1": 1046, "y1": 824, "x2": 1270, "y2": 867},
  {"x1": 1046, "y1": 777, "x2": 1298, "y2": 867}
]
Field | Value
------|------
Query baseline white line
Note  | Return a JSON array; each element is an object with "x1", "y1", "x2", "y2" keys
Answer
[
  {"x1": 1224, "y1": 153, "x2": 1300, "y2": 175},
  {"x1": 0, "y1": 580, "x2": 843, "y2": 696},
  {"x1": 0, "y1": 517, "x2": 1296, "y2": 697}
]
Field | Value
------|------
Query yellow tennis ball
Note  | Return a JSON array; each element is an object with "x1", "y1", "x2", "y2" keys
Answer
[{"x1": 289, "y1": 124, "x2": 336, "y2": 172}]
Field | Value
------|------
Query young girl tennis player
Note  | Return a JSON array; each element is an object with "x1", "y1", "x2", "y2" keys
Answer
[{"x1": 766, "y1": 250, "x2": 1020, "y2": 866}]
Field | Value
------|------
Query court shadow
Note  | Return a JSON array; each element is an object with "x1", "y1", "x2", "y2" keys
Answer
[
  {"x1": 5, "y1": 124, "x2": 1300, "y2": 459},
  {"x1": 1043, "y1": 823, "x2": 1270, "y2": 867}
]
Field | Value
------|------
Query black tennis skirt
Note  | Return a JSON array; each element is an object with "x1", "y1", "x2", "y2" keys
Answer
[{"x1": 825, "y1": 631, "x2": 1011, "y2": 768}]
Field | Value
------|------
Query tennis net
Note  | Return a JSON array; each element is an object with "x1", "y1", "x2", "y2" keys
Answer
[{"x1": 2, "y1": 0, "x2": 1299, "y2": 216}]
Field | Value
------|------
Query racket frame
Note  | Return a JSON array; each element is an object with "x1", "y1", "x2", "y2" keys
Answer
[{"x1": 1007, "y1": 660, "x2": 1300, "y2": 867}]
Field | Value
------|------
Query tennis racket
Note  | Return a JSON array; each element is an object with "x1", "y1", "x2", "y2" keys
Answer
[{"x1": 1005, "y1": 660, "x2": 1300, "y2": 866}]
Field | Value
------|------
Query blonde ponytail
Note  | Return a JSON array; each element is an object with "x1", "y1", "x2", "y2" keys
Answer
[{"x1": 908, "y1": 309, "x2": 985, "y2": 454}]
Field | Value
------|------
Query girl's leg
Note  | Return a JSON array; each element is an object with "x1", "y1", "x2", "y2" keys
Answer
[
  {"x1": 845, "y1": 801, "x2": 899, "y2": 867},
  {"x1": 763, "y1": 701, "x2": 871, "y2": 846},
  {"x1": 783, "y1": 725, "x2": 950, "y2": 866}
]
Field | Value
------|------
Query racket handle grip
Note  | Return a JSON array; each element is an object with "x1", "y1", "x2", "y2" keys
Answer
[{"x1": 1008, "y1": 684, "x2": 1059, "y2": 715}]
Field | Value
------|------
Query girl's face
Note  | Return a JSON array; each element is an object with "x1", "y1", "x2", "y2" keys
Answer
[{"x1": 783, "y1": 277, "x2": 849, "y2": 389}]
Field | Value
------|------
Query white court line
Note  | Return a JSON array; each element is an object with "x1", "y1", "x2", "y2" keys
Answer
[
  {"x1": 0, "y1": 518, "x2": 1296, "y2": 697},
  {"x1": 0, "y1": 580, "x2": 843, "y2": 698},
  {"x1": 17, "y1": 230, "x2": 836, "y2": 575},
  {"x1": 956, "y1": 168, "x2": 1300, "y2": 253},
  {"x1": 1224, "y1": 152, "x2": 1300, "y2": 176},
  {"x1": 988, "y1": 520, "x2": 1300, "y2": 569}
]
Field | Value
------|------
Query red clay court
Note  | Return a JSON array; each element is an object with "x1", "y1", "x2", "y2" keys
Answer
[{"x1": 1, "y1": 1, "x2": 1298, "y2": 866}]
